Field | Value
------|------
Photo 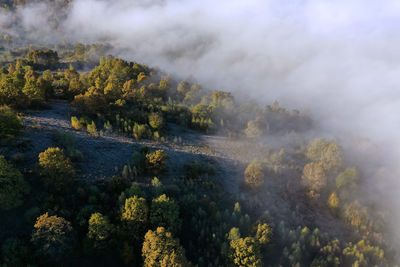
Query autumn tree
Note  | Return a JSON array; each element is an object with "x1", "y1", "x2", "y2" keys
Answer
[
  {"x1": 254, "y1": 223, "x2": 272, "y2": 246},
  {"x1": 31, "y1": 213, "x2": 75, "y2": 262},
  {"x1": 244, "y1": 161, "x2": 264, "y2": 189},
  {"x1": 306, "y1": 138, "x2": 343, "y2": 172},
  {"x1": 146, "y1": 150, "x2": 168, "y2": 174},
  {"x1": 150, "y1": 194, "x2": 181, "y2": 234},
  {"x1": 343, "y1": 240, "x2": 387, "y2": 267},
  {"x1": 302, "y1": 162, "x2": 326, "y2": 198},
  {"x1": 327, "y1": 192, "x2": 340, "y2": 214},
  {"x1": 245, "y1": 120, "x2": 262, "y2": 138},
  {"x1": 38, "y1": 147, "x2": 75, "y2": 193},
  {"x1": 229, "y1": 237, "x2": 262, "y2": 267},
  {"x1": 142, "y1": 227, "x2": 190, "y2": 267},
  {"x1": 0, "y1": 156, "x2": 30, "y2": 210}
]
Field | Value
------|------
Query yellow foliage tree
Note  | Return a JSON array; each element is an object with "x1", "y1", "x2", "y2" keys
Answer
[
  {"x1": 38, "y1": 147, "x2": 75, "y2": 193},
  {"x1": 142, "y1": 227, "x2": 190, "y2": 267},
  {"x1": 302, "y1": 162, "x2": 326, "y2": 198},
  {"x1": 244, "y1": 162, "x2": 264, "y2": 189}
]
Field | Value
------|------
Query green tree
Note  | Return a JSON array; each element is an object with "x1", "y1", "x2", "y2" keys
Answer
[
  {"x1": 40, "y1": 70, "x2": 54, "y2": 99},
  {"x1": 26, "y1": 49, "x2": 59, "y2": 66},
  {"x1": 121, "y1": 196, "x2": 148, "y2": 241},
  {"x1": 177, "y1": 81, "x2": 190, "y2": 96},
  {"x1": 0, "y1": 156, "x2": 30, "y2": 210},
  {"x1": 336, "y1": 167, "x2": 360, "y2": 190},
  {"x1": 151, "y1": 177, "x2": 163, "y2": 196},
  {"x1": 142, "y1": 227, "x2": 190, "y2": 267},
  {"x1": 38, "y1": 147, "x2": 75, "y2": 193},
  {"x1": 0, "y1": 106, "x2": 22, "y2": 138},
  {"x1": 31, "y1": 213, "x2": 75, "y2": 262},
  {"x1": 150, "y1": 194, "x2": 180, "y2": 234},
  {"x1": 148, "y1": 113, "x2": 164, "y2": 130},
  {"x1": 244, "y1": 161, "x2": 264, "y2": 189},
  {"x1": 229, "y1": 237, "x2": 262, "y2": 267},
  {"x1": 68, "y1": 78, "x2": 84, "y2": 98},
  {"x1": 0, "y1": 73, "x2": 26, "y2": 107},
  {"x1": 22, "y1": 78, "x2": 46, "y2": 104},
  {"x1": 88, "y1": 212, "x2": 113, "y2": 250},
  {"x1": 1, "y1": 238, "x2": 30, "y2": 267}
]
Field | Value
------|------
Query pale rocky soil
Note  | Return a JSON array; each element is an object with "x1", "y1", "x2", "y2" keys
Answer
[{"x1": 20, "y1": 101, "x2": 241, "y2": 189}]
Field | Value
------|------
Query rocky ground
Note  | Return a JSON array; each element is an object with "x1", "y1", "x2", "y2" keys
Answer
[{"x1": 20, "y1": 100, "x2": 242, "y2": 190}]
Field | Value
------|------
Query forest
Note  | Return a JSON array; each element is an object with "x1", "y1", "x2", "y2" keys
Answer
[{"x1": 0, "y1": 1, "x2": 399, "y2": 267}]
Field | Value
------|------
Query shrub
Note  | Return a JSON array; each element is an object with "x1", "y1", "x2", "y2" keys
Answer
[
  {"x1": 71, "y1": 116, "x2": 82, "y2": 130},
  {"x1": 145, "y1": 150, "x2": 168, "y2": 174},
  {"x1": 87, "y1": 121, "x2": 98, "y2": 137},
  {"x1": 53, "y1": 130, "x2": 76, "y2": 148},
  {"x1": 133, "y1": 123, "x2": 152, "y2": 140},
  {"x1": 0, "y1": 155, "x2": 30, "y2": 210},
  {"x1": 0, "y1": 106, "x2": 22, "y2": 138},
  {"x1": 184, "y1": 161, "x2": 216, "y2": 180},
  {"x1": 38, "y1": 147, "x2": 75, "y2": 193}
]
